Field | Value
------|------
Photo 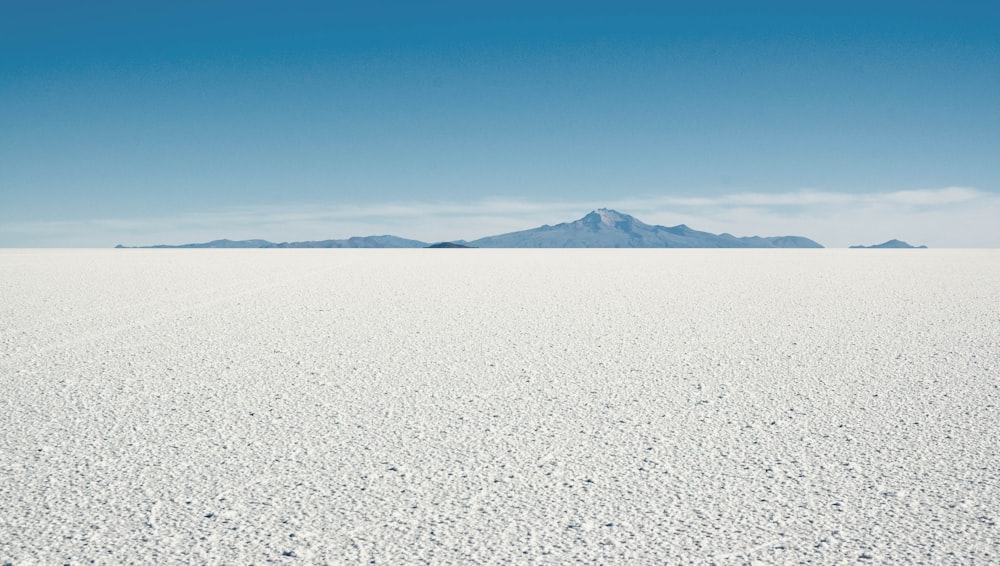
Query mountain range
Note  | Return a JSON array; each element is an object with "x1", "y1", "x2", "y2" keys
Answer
[
  {"x1": 116, "y1": 209, "x2": 824, "y2": 249},
  {"x1": 118, "y1": 235, "x2": 426, "y2": 249}
]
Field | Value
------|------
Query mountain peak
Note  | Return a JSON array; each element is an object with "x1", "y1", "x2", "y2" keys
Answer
[{"x1": 580, "y1": 208, "x2": 637, "y2": 227}]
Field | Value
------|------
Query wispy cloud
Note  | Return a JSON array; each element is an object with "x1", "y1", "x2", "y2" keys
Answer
[
  {"x1": 633, "y1": 186, "x2": 985, "y2": 208},
  {"x1": 872, "y1": 187, "x2": 983, "y2": 206},
  {"x1": 2, "y1": 187, "x2": 997, "y2": 247}
]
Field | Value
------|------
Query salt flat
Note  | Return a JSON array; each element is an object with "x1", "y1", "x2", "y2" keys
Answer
[{"x1": 1, "y1": 249, "x2": 998, "y2": 564}]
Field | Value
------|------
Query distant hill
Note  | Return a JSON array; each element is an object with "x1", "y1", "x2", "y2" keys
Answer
[
  {"x1": 277, "y1": 235, "x2": 428, "y2": 248},
  {"x1": 425, "y1": 242, "x2": 474, "y2": 248},
  {"x1": 849, "y1": 239, "x2": 927, "y2": 249},
  {"x1": 117, "y1": 208, "x2": 824, "y2": 249},
  {"x1": 117, "y1": 235, "x2": 428, "y2": 249},
  {"x1": 469, "y1": 209, "x2": 824, "y2": 248}
]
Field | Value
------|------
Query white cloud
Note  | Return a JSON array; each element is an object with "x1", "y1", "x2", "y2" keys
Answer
[
  {"x1": 873, "y1": 186, "x2": 983, "y2": 206},
  {"x1": 636, "y1": 186, "x2": 985, "y2": 208},
  {"x1": 1, "y1": 187, "x2": 997, "y2": 247}
]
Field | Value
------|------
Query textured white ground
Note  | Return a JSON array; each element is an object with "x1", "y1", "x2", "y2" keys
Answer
[{"x1": 1, "y1": 249, "x2": 998, "y2": 564}]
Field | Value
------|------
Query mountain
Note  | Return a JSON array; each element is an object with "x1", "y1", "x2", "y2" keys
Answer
[
  {"x1": 468, "y1": 209, "x2": 824, "y2": 248},
  {"x1": 117, "y1": 235, "x2": 427, "y2": 249},
  {"x1": 426, "y1": 242, "x2": 474, "y2": 248},
  {"x1": 849, "y1": 239, "x2": 927, "y2": 249},
  {"x1": 277, "y1": 235, "x2": 427, "y2": 248},
  {"x1": 150, "y1": 239, "x2": 277, "y2": 248},
  {"x1": 117, "y1": 209, "x2": 824, "y2": 249}
]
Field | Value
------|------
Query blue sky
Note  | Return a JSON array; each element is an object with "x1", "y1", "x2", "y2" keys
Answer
[{"x1": 2, "y1": 1, "x2": 998, "y2": 247}]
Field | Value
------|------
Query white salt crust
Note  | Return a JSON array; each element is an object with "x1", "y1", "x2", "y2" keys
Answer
[{"x1": 1, "y1": 249, "x2": 998, "y2": 564}]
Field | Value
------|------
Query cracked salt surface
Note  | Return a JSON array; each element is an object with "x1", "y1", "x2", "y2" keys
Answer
[{"x1": 1, "y1": 248, "x2": 998, "y2": 564}]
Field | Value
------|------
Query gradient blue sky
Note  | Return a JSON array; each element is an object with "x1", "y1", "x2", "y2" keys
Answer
[{"x1": 2, "y1": 1, "x2": 999, "y2": 247}]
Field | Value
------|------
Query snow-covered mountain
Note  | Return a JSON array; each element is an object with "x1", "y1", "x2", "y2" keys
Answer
[{"x1": 469, "y1": 209, "x2": 823, "y2": 248}]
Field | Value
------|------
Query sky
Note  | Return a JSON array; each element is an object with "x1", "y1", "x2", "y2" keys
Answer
[{"x1": 2, "y1": 1, "x2": 999, "y2": 247}]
